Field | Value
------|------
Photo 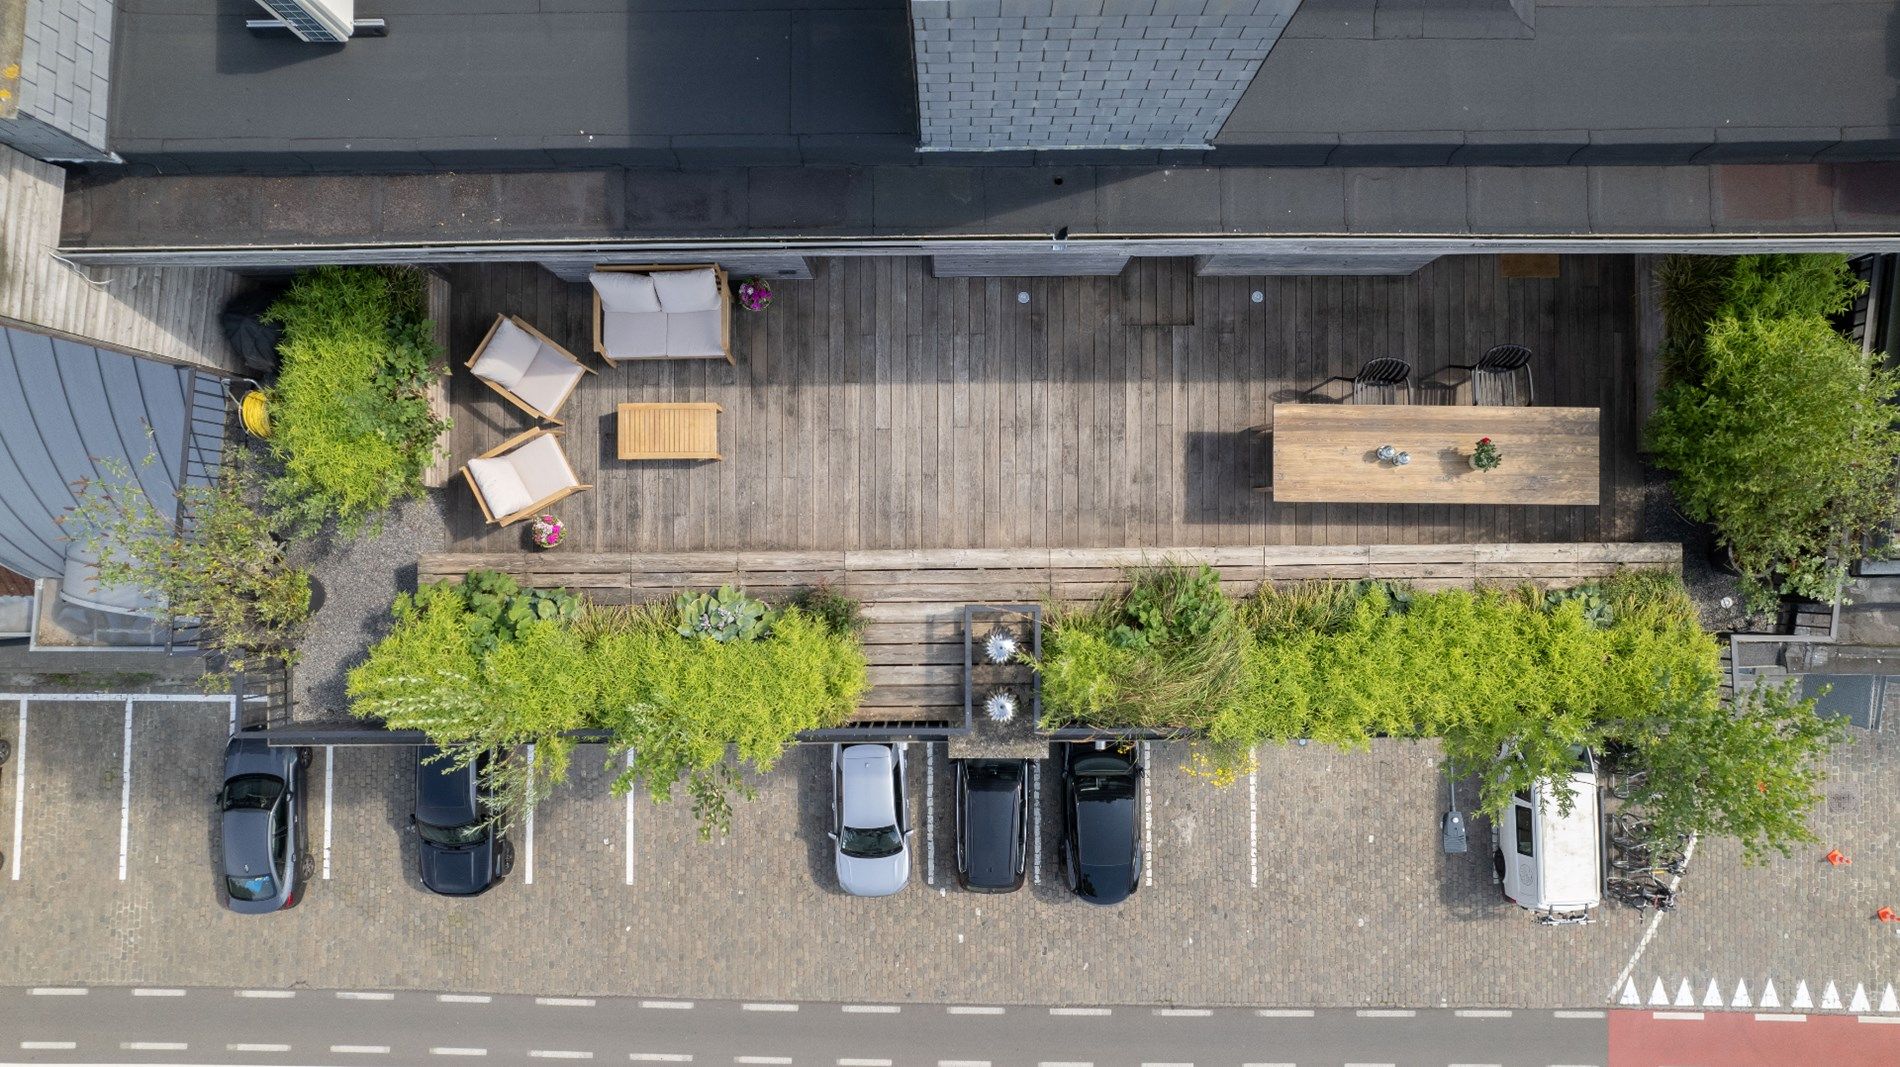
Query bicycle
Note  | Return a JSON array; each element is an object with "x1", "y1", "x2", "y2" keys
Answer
[
  {"x1": 1608, "y1": 768, "x2": 1649, "y2": 801},
  {"x1": 1609, "y1": 840, "x2": 1689, "y2": 875},
  {"x1": 1607, "y1": 874, "x2": 1679, "y2": 913}
]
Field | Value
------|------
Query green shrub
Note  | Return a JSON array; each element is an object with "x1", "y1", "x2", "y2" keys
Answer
[
  {"x1": 675, "y1": 584, "x2": 775, "y2": 643},
  {"x1": 1648, "y1": 313, "x2": 1900, "y2": 609},
  {"x1": 264, "y1": 266, "x2": 449, "y2": 530},
  {"x1": 793, "y1": 584, "x2": 866, "y2": 637},
  {"x1": 347, "y1": 579, "x2": 868, "y2": 836}
]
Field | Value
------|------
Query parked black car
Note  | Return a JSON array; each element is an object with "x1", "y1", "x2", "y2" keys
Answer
[
  {"x1": 1058, "y1": 743, "x2": 1142, "y2": 906},
  {"x1": 413, "y1": 746, "x2": 513, "y2": 897},
  {"x1": 954, "y1": 758, "x2": 1029, "y2": 893},
  {"x1": 217, "y1": 736, "x2": 309, "y2": 914}
]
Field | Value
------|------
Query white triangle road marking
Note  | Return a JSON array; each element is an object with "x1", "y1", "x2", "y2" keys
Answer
[
  {"x1": 1702, "y1": 980, "x2": 1724, "y2": 1008},
  {"x1": 1822, "y1": 981, "x2": 1843, "y2": 1011},
  {"x1": 1675, "y1": 978, "x2": 1697, "y2": 1007},
  {"x1": 1792, "y1": 981, "x2": 1814, "y2": 1010},
  {"x1": 1880, "y1": 984, "x2": 1898, "y2": 1013},
  {"x1": 1649, "y1": 978, "x2": 1670, "y2": 1006},
  {"x1": 1620, "y1": 979, "x2": 1640, "y2": 1006},
  {"x1": 1731, "y1": 979, "x2": 1752, "y2": 1009},
  {"x1": 1850, "y1": 984, "x2": 1871, "y2": 1013},
  {"x1": 1761, "y1": 980, "x2": 1781, "y2": 1009}
]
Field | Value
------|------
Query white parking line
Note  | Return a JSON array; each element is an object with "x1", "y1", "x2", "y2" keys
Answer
[
  {"x1": 1454, "y1": 1009, "x2": 1512, "y2": 1018},
  {"x1": 1142, "y1": 1061, "x2": 1194, "y2": 1066},
  {"x1": 132, "y1": 988, "x2": 186, "y2": 997},
  {"x1": 625, "y1": 749, "x2": 636, "y2": 886},
  {"x1": 122, "y1": 1042, "x2": 189, "y2": 1051},
  {"x1": 230, "y1": 1044, "x2": 293, "y2": 1053},
  {"x1": 1253, "y1": 1009, "x2": 1314, "y2": 1018},
  {"x1": 640, "y1": 1000, "x2": 694, "y2": 1010},
  {"x1": 940, "y1": 1061, "x2": 991, "y2": 1067},
  {"x1": 1341, "y1": 1063, "x2": 1394, "y2": 1067},
  {"x1": 629, "y1": 1056, "x2": 693, "y2": 1063},
  {"x1": 1355, "y1": 1009, "x2": 1416, "y2": 1018},
  {"x1": 1039, "y1": 1061, "x2": 1093, "y2": 1067},
  {"x1": 237, "y1": 989, "x2": 296, "y2": 998},
  {"x1": 923, "y1": 742, "x2": 936, "y2": 887},
  {"x1": 1049, "y1": 1007, "x2": 1111, "y2": 1016},
  {"x1": 28, "y1": 988, "x2": 87, "y2": 996},
  {"x1": 1030, "y1": 760, "x2": 1043, "y2": 887},
  {"x1": 537, "y1": 997, "x2": 597, "y2": 1007},
  {"x1": 438, "y1": 994, "x2": 493, "y2": 1004},
  {"x1": 1154, "y1": 1008, "x2": 1210, "y2": 1017},
  {"x1": 323, "y1": 746, "x2": 335, "y2": 880},
  {"x1": 1857, "y1": 1015, "x2": 1900, "y2": 1024},
  {"x1": 530, "y1": 1053, "x2": 592, "y2": 1061},
  {"x1": 946, "y1": 1006, "x2": 1004, "y2": 1015},
  {"x1": 1139, "y1": 741, "x2": 1152, "y2": 888},
  {"x1": 10, "y1": 699, "x2": 24, "y2": 880},
  {"x1": 1552, "y1": 1010, "x2": 1604, "y2": 1019},
  {"x1": 1247, "y1": 759, "x2": 1258, "y2": 888},
  {"x1": 336, "y1": 991, "x2": 396, "y2": 1001},
  {"x1": 525, "y1": 744, "x2": 537, "y2": 886},
  {"x1": 842, "y1": 1005, "x2": 899, "y2": 1014},
  {"x1": 332, "y1": 1045, "x2": 392, "y2": 1053},
  {"x1": 1447, "y1": 1063, "x2": 1502, "y2": 1067},
  {"x1": 742, "y1": 1003, "x2": 799, "y2": 1013},
  {"x1": 733, "y1": 1058, "x2": 791, "y2": 1065},
  {"x1": 20, "y1": 1042, "x2": 75, "y2": 1051},
  {"x1": 838, "y1": 1059, "x2": 890, "y2": 1066},
  {"x1": 1755, "y1": 1013, "x2": 1808, "y2": 1022},
  {"x1": 1241, "y1": 1063, "x2": 1295, "y2": 1067},
  {"x1": 1652, "y1": 1011, "x2": 1705, "y2": 1020},
  {"x1": 432, "y1": 1048, "x2": 489, "y2": 1057},
  {"x1": 117, "y1": 700, "x2": 133, "y2": 881}
]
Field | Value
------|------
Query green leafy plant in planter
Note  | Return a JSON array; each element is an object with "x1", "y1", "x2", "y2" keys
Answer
[
  {"x1": 675, "y1": 585, "x2": 775, "y2": 642},
  {"x1": 458, "y1": 569, "x2": 581, "y2": 653},
  {"x1": 62, "y1": 453, "x2": 313, "y2": 684}
]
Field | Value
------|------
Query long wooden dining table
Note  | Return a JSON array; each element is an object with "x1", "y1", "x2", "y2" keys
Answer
[{"x1": 1268, "y1": 404, "x2": 1601, "y2": 505}]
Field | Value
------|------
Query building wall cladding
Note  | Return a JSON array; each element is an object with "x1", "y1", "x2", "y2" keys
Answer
[
  {"x1": 912, "y1": 0, "x2": 1299, "y2": 151},
  {"x1": 8, "y1": 0, "x2": 113, "y2": 161}
]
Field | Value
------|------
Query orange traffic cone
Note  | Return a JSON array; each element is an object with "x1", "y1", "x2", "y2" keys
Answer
[
  {"x1": 1826, "y1": 848, "x2": 1852, "y2": 867},
  {"x1": 1877, "y1": 907, "x2": 1898, "y2": 923}
]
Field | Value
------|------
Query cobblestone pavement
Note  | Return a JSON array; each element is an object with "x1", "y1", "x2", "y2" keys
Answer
[{"x1": 0, "y1": 696, "x2": 1895, "y2": 1010}]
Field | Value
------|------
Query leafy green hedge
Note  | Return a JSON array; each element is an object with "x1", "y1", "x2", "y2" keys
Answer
[
  {"x1": 346, "y1": 573, "x2": 868, "y2": 834},
  {"x1": 1041, "y1": 566, "x2": 1841, "y2": 860},
  {"x1": 265, "y1": 266, "x2": 448, "y2": 530}
]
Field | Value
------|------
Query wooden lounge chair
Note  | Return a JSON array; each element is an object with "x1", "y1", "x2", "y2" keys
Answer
[
  {"x1": 460, "y1": 427, "x2": 592, "y2": 527},
  {"x1": 590, "y1": 264, "x2": 734, "y2": 365},
  {"x1": 465, "y1": 314, "x2": 595, "y2": 423}
]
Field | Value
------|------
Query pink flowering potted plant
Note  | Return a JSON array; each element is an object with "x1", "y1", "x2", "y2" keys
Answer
[
  {"x1": 736, "y1": 277, "x2": 774, "y2": 312},
  {"x1": 529, "y1": 514, "x2": 564, "y2": 550}
]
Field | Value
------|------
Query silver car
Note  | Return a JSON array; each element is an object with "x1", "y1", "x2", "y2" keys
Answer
[{"x1": 830, "y1": 743, "x2": 912, "y2": 897}]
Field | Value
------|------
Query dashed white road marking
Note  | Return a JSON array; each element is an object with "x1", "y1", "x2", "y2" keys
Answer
[
  {"x1": 28, "y1": 988, "x2": 87, "y2": 996},
  {"x1": 432, "y1": 1048, "x2": 489, "y2": 1056},
  {"x1": 1652, "y1": 1011, "x2": 1705, "y2": 1021},
  {"x1": 625, "y1": 749, "x2": 636, "y2": 886},
  {"x1": 1755, "y1": 1013, "x2": 1808, "y2": 1022},
  {"x1": 837, "y1": 1058, "x2": 891, "y2": 1066},
  {"x1": 117, "y1": 700, "x2": 133, "y2": 881},
  {"x1": 1552, "y1": 1011, "x2": 1605, "y2": 1019},
  {"x1": 939, "y1": 1060, "x2": 991, "y2": 1066},
  {"x1": 733, "y1": 1058, "x2": 791, "y2": 1065},
  {"x1": 1447, "y1": 1063, "x2": 1502, "y2": 1067},
  {"x1": 1247, "y1": 760, "x2": 1258, "y2": 888},
  {"x1": 122, "y1": 1042, "x2": 189, "y2": 1051},
  {"x1": 537, "y1": 997, "x2": 597, "y2": 1007},
  {"x1": 1142, "y1": 1061, "x2": 1194, "y2": 1066},
  {"x1": 20, "y1": 1042, "x2": 75, "y2": 1050},
  {"x1": 10, "y1": 699, "x2": 24, "y2": 880},
  {"x1": 1139, "y1": 741, "x2": 1152, "y2": 888},
  {"x1": 1039, "y1": 1061, "x2": 1093, "y2": 1067},
  {"x1": 230, "y1": 1044, "x2": 293, "y2": 1053},
  {"x1": 1048, "y1": 1007, "x2": 1111, "y2": 1016},
  {"x1": 742, "y1": 1002, "x2": 799, "y2": 1013},
  {"x1": 238, "y1": 989, "x2": 295, "y2": 999},
  {"x1": 525, "y1": 744, "x2": 538, "y2": 886},
  {"x1": 1254, "y1": 1009, "x2": 1314, "y2": 1018},
  {"x1": 530, "y1": 1052, "x2": 593, "y2": 1060},
  {"x1": 1857, "y1": 1015, "x2": 1900, "y2": 1024},
  {"x1": 133, "y1": 988, "x2": 186, "y2": 997},
  {"x1": 323, "y1": 746, "x2": 335, "y2": 880},
  {"x1": 337, "y1": 991, "x2": 396, "y2": 1001},
  {"x1": 1030, "y1": 760, "x2": 1043, "y2": 887},
  {"x1": 1341, "y1": 1062, "x2": 1395, "y2": 1067},
  {"x1": 946, "y1": 1006, "x2": 1005, "y2": 1015},
  {"x1": 1355, "y1": 1009, "x2": 1416, "y2": 1018},
  {"x1": 629, "y1": 1055, "x2": 693, "y2": 1063},
  {"x1": 439, "y1": 994, "x2": 493, "y2": 1004},
  {"x1": 332, "y1": 1044, "x2": 392, "y2": 1053},
  {"x1": 1241, "y1": 1063, "x2": 1295, "y2": 1067},
  {"x1": 842, "y1": 1005, "x2": 899, "y2": 1014},
  {"x1": 641, "y1": 1000, "x2": 694, "y2": 1010},
  {"x1": 1454, "y1": 1009, "x2": 1511, "y2": 1018},
  {"x1": 1154, "y1": 1008, "x2": 1210, "y2": 1017}
]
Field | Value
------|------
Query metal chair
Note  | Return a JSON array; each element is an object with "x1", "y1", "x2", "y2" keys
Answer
[
  {"x1": 1302, "y1": 357, "x2": 1414, "y2": 405},
  {"x1": 1444, "y1": 344, "x2": 1534, "y2": 406}
]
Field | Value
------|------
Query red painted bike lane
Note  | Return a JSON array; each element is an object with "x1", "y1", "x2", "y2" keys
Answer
[{"x1": 1611, "y1": 1009, "x2": 1900, "y2": 1066}]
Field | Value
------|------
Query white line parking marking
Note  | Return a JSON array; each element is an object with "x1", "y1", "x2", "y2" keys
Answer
[
  {"x1": 1447, "y1": 1063, "x2": 1502, "y2": 1067},
  {"x1": 940, "y1": 1061, "x2": 992, "y2": 1066},
  {"x1": 122, "y1": 1042, "x2": 189, "y2": 1051},
  {"x1": 1030, "y1": 760, "x2": 1043, "y2": 887},
  {"x1": 625, "y1": 749, "x2": 636, "y2": 886},
  {"x1": 525, "y1": 744, "x2": 537, "y2": 885},
  {"x1": 20, "y1": 1042, "x2": 75, "y2": 1050},
  {"x1": 947, "y1": 1006, "x2": 1004, "y2": 1015},
  {"x1": 838, "y1": 1059, "x2": 891, "y2": 1065},
  {"x1": 1241, "y1": 1063, "x2": 1295, "y2": 1067},
  {"x1": 230, "y1": 1044, "x2": 293, "y2": 1053},
  {"x1": 1142, "y1": 1062, "x2": 1194, "y2": 1066},
  {"x1": 1048, "y1": 1007, "x2": 1111, "y2": 1016},
  {"x1": 1039, "y1": 1061, "x2": 1093, "y2": 1067},
  {"x1": 336, "y1": 991, "x2": 396, "y2": 1001},
  {"x1": 237, "y1": 989, "x2": 295, "y2": 998},
  {"x1": 1247, "y1": 759, "x2": 1258, "y2": 888},
  {"x1": 228, "y1": 696, "x2": 237, "y2": 737},
  {"x1": 1342, "y1": 1063, "x2": 1395, "y2": 1067},
  {"x1": 1552, "y1": 1010, "x2": 1605, "y2": 1019},
  {"x1": 28, "y1": 988, "x2": 87, "y2": 996},
  {"x1": 641, "y1": 1000, "x2": 694, "y2": 1010},
  {"x1": 529, "y1": 1052, "x2": 592, "y2": 1060},
  {"x1": 332, "y1": 1045, "x2": 392, "y2": 1053},
  {"x1": 1755, "y1": 1013, "x2": 1807, "y2": 1022},
  {"x1": 1253, "y1": 1009, "x2": 1313, "y2": 1018},
  {"x1": 537, "y1": 997, "x2": 597, "y2": 1007},
  {"x1": 1857, "y1": 1016, "x2": 1900, "y2": 1024},
  {"x1": 1454, "y1": 1009, "x2": 1511, "y2": 1018},
  {"x1": 1355, "y1": 1009, "x2": 1415, "y2": 1017},
  {"x1": 1154, "y1": 1008, "x2": 1210, "y2": 1017},
  {"x1": 743, "y1": 1003, "x2": 799, "y2": 1013},
  {"x1": 10, "y1": 699, "x2": 24, "y2": 880},
  {"x1": 132, "y1": 988, "x2": 186, "y2": 997},
  {"x1": 432, "y1": 1048, "x2": 489, "y2": 1056},
  {"x1": 1652, "y1": 1011, "x2": 1704, "y2": 1020},
  {"x1": 117, "y1": 700, "x2": 133, "y2": 881},
  {"x1": 438, "y1": 994, "x2": 493, "y2": 1004},
  {"x1": 734, "y1": 1058, "x2": 791, "y2": 1065},
  {"x1": 1140, "y1": 741, "x2": 1152, "y2": 888},
  {"x1": 323, "y1": 746, "x2": 335, "y2": 880},
  {"x1": 842, "y1": 1005, "x2": 899, "y2": 1014},
  {"x1": 629, "y1": 1056, "x2": 693, "y2": 1062}
]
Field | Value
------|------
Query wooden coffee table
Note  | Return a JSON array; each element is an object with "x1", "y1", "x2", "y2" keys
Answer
[{"x1": 616, "y1": 402, "x2": 723, "y2": 461}]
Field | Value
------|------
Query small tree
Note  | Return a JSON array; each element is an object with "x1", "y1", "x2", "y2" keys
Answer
[{"x1": 63, "y1": 454, "x2": 312, "y2": 682}]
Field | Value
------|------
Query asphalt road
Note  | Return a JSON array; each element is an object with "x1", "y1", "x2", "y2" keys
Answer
[{"x1": 0, "y1": 987, "x2": 1607, "y2": 1067}]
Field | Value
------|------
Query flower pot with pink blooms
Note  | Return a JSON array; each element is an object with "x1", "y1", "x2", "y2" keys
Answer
[
  {"x1": 736, "y1": 277, "x2": 774, "y2": 312},
  {"x1": 529, "y1": 514, "x2": 565, "y2": 550}
]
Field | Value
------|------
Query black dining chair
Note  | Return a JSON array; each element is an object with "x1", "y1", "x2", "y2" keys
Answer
[
  {"x1": 1444, "y1": 344, "x2": 1534, "y2": 406},
  {"x1": 1302, "y1": 357, "x2": 1414, "y2": 405}
]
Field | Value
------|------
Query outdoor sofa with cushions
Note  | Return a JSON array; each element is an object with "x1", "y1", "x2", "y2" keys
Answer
[
  {"x1": 590, "y1": 264, "x2": 733, "y2": 365},
  {"x1": 460, "y1": 426, "x2": 592, "y2": 527},
  {"x1": 466, "y1": 314, "x2": 595, "y2": 423}
]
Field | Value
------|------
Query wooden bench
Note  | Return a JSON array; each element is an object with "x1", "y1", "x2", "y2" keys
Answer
[{"x1": 616, "y1": 402, "x2": 722, "y2": 461}]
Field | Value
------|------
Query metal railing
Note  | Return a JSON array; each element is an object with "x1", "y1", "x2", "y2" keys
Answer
[{"x1": 165, "y1": 368, "x2": 231, "y2": 655}]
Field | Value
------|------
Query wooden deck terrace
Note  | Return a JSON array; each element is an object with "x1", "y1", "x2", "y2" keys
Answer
[
  {"x1": 438, "y1": 254, "x2": 1647, "y2": 553},
  {"x1": 420, "y1": 542, "x2": 1683, "y2": 727}
]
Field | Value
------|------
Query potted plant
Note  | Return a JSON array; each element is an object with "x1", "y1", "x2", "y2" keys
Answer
[
  {"x1": 736, "y1": 277, "x2": 774, "y2": 313},
  {"x1": 529, "y1": 514, "x2": 565, "y2": 550},
  {"x1": 1469, "y1": 437, "x2": 1502, "y2": 471}
]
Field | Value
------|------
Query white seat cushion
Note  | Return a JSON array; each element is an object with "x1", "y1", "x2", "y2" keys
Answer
[
  {"x1": 590, "y1": 271, "x2": 661, "y2": 313},
  {"x1": 506, "y1": 432, "x2": 579, "y2": 504},
  {"x1": 651, "y1": 268, "x2": 721, "y2": 313},
  {"x1": 602, "y1": 311, "x2": 669, "y2": 359},
  {"x1": 510, "y1": 346, "x2": 584, "y2": 416},
  {"x1": 466, "y1": 455, "x2": 534, "y2": 520},
  {"x1": 665, "y1": 309, "x2": 725, "y2": 357},
  {"x1": 470, "y1": 318, "x2": 541, "y2": 390}
]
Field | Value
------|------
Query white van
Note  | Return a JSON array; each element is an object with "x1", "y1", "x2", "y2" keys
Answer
[{"x1": 1495, "y1": 751, "x2": 1602, "y2": 922}]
